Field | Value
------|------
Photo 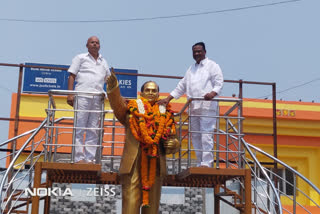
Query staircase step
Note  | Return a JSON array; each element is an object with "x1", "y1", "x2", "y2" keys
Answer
[{"x1": 3, "y1": 190, "x2": 25, "y2": 202}]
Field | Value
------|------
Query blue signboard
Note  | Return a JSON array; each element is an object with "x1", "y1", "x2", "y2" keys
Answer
[
  {"x1": 23, "y1": 63, "x2": 69, "y2": 93},
  {"x1": 113, "y1": 68, "x2": 137, "y2": 98},
  {"x1": 23, "y1": 63, "x2": 138, "y2": 98}
]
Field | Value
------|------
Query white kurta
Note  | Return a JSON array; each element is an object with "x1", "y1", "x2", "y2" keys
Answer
[
  {"x1": 68, "y1": 53, "x2": 110, "y2": 93},
  {"x1": 68, "y1": 53, "x2": 111, "y2": 163},
  {"x1": 171, "y1": 57, "x2": 223, "y2": 167}
]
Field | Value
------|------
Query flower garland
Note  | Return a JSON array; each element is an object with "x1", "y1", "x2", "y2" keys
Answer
[{"x1": 128, "y1": 97, "x2": 176, "y2": 207}]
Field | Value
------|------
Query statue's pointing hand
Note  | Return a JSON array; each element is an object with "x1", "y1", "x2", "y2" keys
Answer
[{"x1": 106, "y1": 70, "x2": 119, "y2": 93}]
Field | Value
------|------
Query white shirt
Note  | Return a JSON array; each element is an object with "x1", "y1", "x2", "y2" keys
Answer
[
  {"x1": 68, "y1": 53, "x2": 110, "y2": 93},
  {"x1": 170, "y1": 57, "x2": 223, "y2": 110}
]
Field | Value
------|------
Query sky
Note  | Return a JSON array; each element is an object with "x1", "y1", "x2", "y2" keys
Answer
[{"x1": 0, "y1": 0, "x2": 319, "y2": 144}]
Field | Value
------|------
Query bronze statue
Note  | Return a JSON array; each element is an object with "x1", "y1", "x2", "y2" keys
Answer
[{"x1": 106, "y1": 71, "x2": 179, "y2": 214}]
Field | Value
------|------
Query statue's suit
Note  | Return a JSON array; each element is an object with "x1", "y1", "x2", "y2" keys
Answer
[{"x1": 107, "y1": 84, "x2": 166, "y2": 214}]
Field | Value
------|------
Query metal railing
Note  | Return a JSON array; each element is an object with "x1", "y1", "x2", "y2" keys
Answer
[
  {"x1": 47, "y1": 90, "x2": 106, "y2": 164},
  {"x1": 0, "y1": 118, "x2": 48, "y2": 213},
  {"x1": 247, "y1": 143, "x2": 320, "y2": 214},
  {"x1": 173, "y1": 97, "x2": 283, "y2": 213},
  {"x1": 45, "y1": 90, "x2": 126, "y2": 169},
  {"x1": 172, "y1": 97, "x2": 244, "y2": 172}
]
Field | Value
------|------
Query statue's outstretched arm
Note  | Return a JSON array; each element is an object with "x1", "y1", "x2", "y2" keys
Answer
[{"x1": 106, "y1": 70, "x2": 127, "y2": 125}]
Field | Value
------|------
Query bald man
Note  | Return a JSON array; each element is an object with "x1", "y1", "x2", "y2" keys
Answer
[{"x1": 67, "y1": 36, "x2": 111, "y2": 163}]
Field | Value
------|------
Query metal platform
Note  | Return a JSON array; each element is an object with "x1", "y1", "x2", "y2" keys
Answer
[
  {"x1": 31, "y1": 162, "x2": 251, "y2": 214},
  {"x1": 36, "y1": 162, "x2": 250, "y2": 187}
]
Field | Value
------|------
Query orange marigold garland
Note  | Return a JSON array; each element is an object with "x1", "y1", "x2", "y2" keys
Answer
[{"x1": 128, "y1": 97, "x2": 176, "y2": 207}]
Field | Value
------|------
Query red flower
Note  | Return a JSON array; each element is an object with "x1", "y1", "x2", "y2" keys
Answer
[{"x1": 142, "y1": 186, "x2": 150, "y2": 191}]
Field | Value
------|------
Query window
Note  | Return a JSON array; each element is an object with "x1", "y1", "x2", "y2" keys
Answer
[{"x1": 259, "y1": 167, "x2": 295, "y2": 196}]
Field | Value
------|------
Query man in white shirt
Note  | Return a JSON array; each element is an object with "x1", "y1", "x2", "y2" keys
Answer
[
  {"x1": 158, "y1": 42, "x2": 223, "y2": 167},
  {"x1": 67, "y1": 36, "x2": 111, "y2": 163}
]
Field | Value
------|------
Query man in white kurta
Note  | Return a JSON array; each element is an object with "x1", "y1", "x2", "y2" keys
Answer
[
  {"x1": 159, "y1": 42, "x2": 223, "y2": 167},
  {"x1": 67, "y1": 36, "x2": 111, "y2": 163}
]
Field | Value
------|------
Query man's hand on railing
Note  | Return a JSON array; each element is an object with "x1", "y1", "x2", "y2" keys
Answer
[
  {"x1": 67, "y1": 95, "x2": 74, "y2": 107},
  {"x1": 204, "y1": 91, "x2": 217, "y2": 100}
]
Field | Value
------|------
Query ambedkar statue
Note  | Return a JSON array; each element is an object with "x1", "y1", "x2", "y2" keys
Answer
[{"x1": 106, "y1": 71, "x2": 179, "y2": 214}]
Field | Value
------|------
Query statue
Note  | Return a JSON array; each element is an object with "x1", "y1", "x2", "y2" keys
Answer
[{"x1": 106, "y1": 71, "x2": 180, "y2": 214}]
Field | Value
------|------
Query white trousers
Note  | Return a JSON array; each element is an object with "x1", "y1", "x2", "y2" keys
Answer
[
  {"x1": 74, "y1": 96, "x2": 103, "y2": 162},
  {"x1": 190, "y1": 108, "x2": 217, "y2": 167}
]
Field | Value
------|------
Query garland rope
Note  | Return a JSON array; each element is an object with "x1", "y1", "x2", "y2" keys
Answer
[{"x1": 127, "y1": 97, "x2": 176, "y2": 207}]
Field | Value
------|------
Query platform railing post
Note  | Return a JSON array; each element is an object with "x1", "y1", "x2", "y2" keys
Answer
[
  {"x1": 187, "y1": 103, "x2": 192, "y2": 168},
  {"x1": 111, "y1": 115, "x2": 116, "y2": 171},
  {"x1": 96, "y1": 94, "x2": 105, "y2": 164},
  {"x1": 71, "y1": 94, "x2": 78, "y2": 163},
  {"x1": 216, "y1": 101, "x2": 220, "y2": 169},
  {"x1": 238, "y1": 100, "x2": 242, "y2": 169},
  {"x1": 178, "y1": 112, "x2": 183, "y2": 173},
  {"x1": 225, "y1": 118, "x2": 229, "y2": 168},
  {"x1": 44, "y1": 97, "x2": 52, "y2": 162}
]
